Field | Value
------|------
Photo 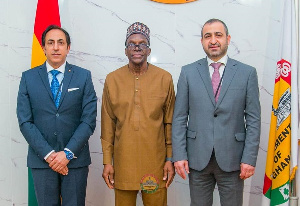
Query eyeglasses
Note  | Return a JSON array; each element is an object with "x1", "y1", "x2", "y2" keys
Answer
[{"x1": 126, "y1": 43, "x2": 149, "y2": 50}]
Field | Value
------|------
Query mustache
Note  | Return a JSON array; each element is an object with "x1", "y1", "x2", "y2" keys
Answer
[{"x1": 209, "y1": 43, "x2": 221, "y2": 47}]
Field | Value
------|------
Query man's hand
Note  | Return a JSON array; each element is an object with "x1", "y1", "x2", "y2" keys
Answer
[
  {"x1": 174, "y1": 160, "x2": 189, "y2": 180},
  {"x1": 163, "y1": 161, "x2": 175, "y2": 188},
  {"x1": 49, "y1": 151, "x2": 70, "y2": 175},
  {"x1": 102, "y1": 164, "x2": 114, "y2": 189},
  {"x1": 47, "y1": 152, "x2": 69, "y2": 175},
  {"x1": 240, "y1": 163, "x2": 255, "y2": 180}
]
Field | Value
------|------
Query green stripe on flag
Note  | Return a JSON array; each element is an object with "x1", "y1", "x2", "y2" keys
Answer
[
  {"x1": 28, "y1": 168, "x2": 38, "y2": 206},
  {"x1": 264, "y1": 187, "x2": 271, "y2": 199},
  {"x1": 270, "y1": 181, "x2": 290, "y2": 206}
]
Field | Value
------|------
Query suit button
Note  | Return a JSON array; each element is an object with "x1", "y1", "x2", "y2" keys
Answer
[
  {"x1": 54, "y1": 132, "x2": 57, "y2": 136},
  {"x1": 56, "y1": 113, "x2": 59, "y2": 117},
  {"x1": 214, "y1": 114, "x2": 217, "y2": 117}
]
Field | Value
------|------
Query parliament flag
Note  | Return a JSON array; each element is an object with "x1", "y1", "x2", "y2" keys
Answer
[{"x1": 262, "y1": 0, "x2": 298, "y2": 205}]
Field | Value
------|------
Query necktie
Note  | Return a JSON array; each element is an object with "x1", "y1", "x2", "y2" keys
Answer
[
  {"x1": 211, "y1": 62, "x2": 222, "y2": 102},
  {"x1": 50, "y1": 70, "x2": 61, "y2": 108}
]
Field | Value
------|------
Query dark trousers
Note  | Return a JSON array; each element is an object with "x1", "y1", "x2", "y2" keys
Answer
[
  {"x1": 31, "y1": 167, "x2": 89, "y2": 206},
  {"x1": 189, "y1": 152, "x2": 244, "y2": 206}
]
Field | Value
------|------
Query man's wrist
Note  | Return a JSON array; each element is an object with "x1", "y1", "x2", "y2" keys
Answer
[
  {"x1": 44, "y1": 150, "x2": 55, "y2": 160},
  {"x1": 165, "y1": 157, "x2": 172, "y2": 162}
]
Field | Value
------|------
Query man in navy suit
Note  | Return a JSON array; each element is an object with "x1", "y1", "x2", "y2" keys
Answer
[
  {"x1": 17, "y1": 25, "x2": 97, "y2": 206},
  {"x1": 172, "y1": 19, "x2": 261, "y2": 206}
]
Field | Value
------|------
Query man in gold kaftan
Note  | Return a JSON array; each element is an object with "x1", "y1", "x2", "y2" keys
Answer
[{"x1": 101, "y1": 22, "x2": 175, "y2": 206}]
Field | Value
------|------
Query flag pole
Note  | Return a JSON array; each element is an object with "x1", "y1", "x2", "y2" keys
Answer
[{"x1": 290, "y1": 177, "x2": 298, "y2": 205}]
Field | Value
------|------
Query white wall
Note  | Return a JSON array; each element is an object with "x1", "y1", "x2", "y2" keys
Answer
[{"x1": 0, "y1": 0, "x2": 285, "y2": 205}]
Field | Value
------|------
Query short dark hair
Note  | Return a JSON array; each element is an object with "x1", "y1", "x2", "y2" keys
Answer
[
  {"x1": 201, "y1": 19, "x2": 229, "y2": 37},
  {"x1": 41, "y1": 25, "x2": 71, "y2": 46}
]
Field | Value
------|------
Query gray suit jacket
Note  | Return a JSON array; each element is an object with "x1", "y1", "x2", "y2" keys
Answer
[
  {"x1": 172, "y1": 57, "x2": 261, "y2": 172},
  {"x1": 17, "y1": 62, "x2": 97, "y2": 168}
]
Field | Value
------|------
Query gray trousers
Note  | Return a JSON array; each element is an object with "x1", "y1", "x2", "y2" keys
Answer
[
  {"x1": 31, "y1": 167, "x2": 89, "y2": 206},
  {"x1": 189, "y1": 152, "x2": 244, "y2": 206}
]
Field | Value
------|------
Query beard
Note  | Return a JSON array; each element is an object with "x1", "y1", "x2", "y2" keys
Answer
[{"x1": 205, "y1": 42, "x2": 228, "y2": 60}]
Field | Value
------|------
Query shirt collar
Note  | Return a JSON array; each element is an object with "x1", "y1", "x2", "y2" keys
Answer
[
  {"x1": 46, "y1": 61, "x2": 66, "y2": 74},
  {"x1": 207, "y1": 55, "x2": 228, "y2": 66}
]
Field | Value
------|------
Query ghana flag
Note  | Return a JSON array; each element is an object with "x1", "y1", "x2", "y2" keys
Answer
[
  {"x1": 29, "y1": 0, "x2": 60, "y2": 205},
  {"x1": 262, "y1": 0, "x2": 298, "y2": 205}
]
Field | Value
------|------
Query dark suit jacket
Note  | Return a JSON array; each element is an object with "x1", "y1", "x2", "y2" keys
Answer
[
  {"x1": 17, "y1": 62, "x2": 97, "y2": 168},
  {"x1": 172, "y1": 57, "x2": 261, "y2": 172}
]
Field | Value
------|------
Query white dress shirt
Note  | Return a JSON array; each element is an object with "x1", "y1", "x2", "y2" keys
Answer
[{"x1": 207, "y1": 55, "x2": 228, "y2": 81}]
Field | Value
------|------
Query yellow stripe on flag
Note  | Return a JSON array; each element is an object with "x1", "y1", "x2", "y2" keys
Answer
[{"x1": 31, "y1": 34, "x2": 46, "y2": 68}]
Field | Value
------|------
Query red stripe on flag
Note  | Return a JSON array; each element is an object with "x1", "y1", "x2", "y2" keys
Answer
[
  {"x1": 34, "y1": 0, "x2": 61, "y2": 46},
  {"x1": 263, "y1": 174, "x2": 272, "y2": 195}
]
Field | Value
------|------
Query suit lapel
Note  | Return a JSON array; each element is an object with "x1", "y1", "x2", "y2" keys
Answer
[
  {"x1": 215, "y1": 58, "x2": 238, "y2": 108},
  {"x1": 196, "y1": 58, "x2": 216, "y2": 106},
  {"x1": 58, "y1": 62, "x2": 74, "y2": 108},
  {"x1": 38, "y1": 62, "x2": 54, "y2": 101}
]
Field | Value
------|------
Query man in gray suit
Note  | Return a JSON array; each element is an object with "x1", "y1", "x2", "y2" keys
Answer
[
  {"x1": 172, "y1": 19, "x2": 261, "y2": 206},
  {"x1": 17, "y1": 25, "x2": 97, "y2": 205}
]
